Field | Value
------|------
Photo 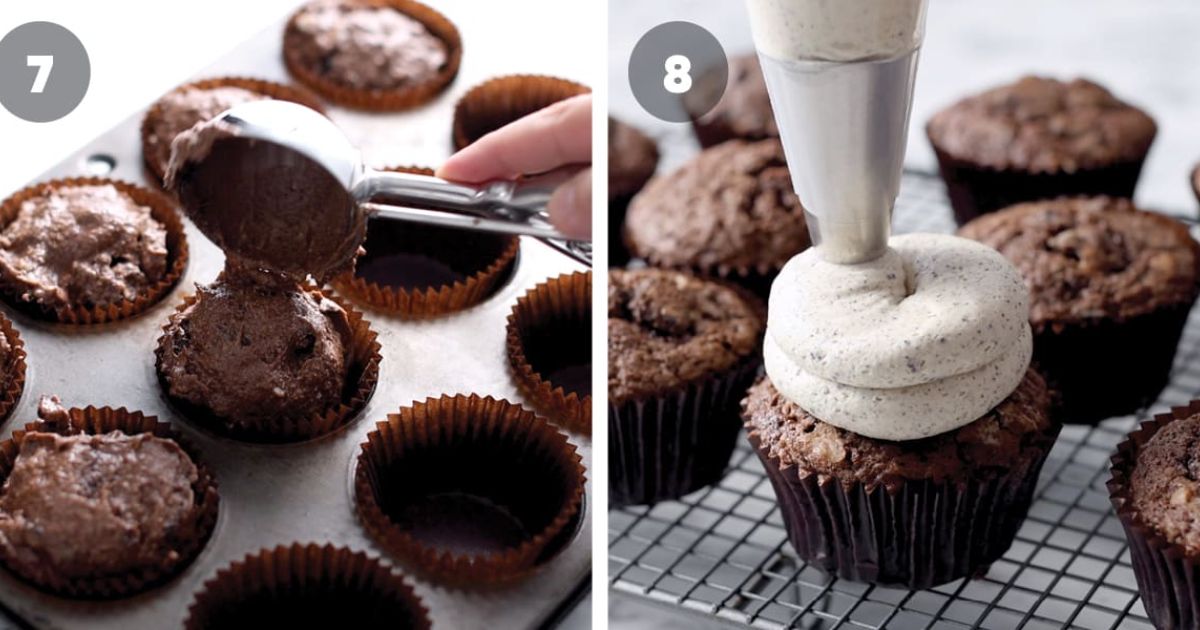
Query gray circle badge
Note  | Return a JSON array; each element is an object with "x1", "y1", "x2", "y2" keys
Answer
[
  {"x1": 628, "y1": 21, "x2": 728, "y2": 124},
  {"x1": 0, "y1": 22, "x2": 90, "y2": 123}
]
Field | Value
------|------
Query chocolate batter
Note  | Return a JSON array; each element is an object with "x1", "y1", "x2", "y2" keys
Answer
[
  {"x1": 159, "y1": 272, "x2": 351, "y2": 428},
  {"x1": 145, "y1": 86, "x2": 266, "y2": 178},
  {"x1": 0, "y1": 426, "x2": 199, "y2": 581},
  {"x1": 0, "y1": 184, "x2": 168, "y2": 311}
]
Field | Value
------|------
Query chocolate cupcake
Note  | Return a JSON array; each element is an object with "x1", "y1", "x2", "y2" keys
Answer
[
  {"x1": 1110, "y1": 402, "x2": 1200, "y2": 630},
  {"x1": 331, "y1": 166, "x2": 519, "y2": 318},
  {"x1": 354, "y1": 395, "x2": 586, "y2": 586},
  {"x1": 452, "y1": 75, "x2": 590, "y2": 150},
  {"x1": 0, "y1": 398, "x2": 218, "y2": 598},
  {"x1": 744, "y1": 369, "x2": 1057, "y2": 588},
  {"x1": 960, "y1": 196, "x2": 1200, "y2": 423},
  {"x1": 506, "y1": 271, "x2": 592, "y2": 434},
  {"x1": 156, "y1": 272, "x2": 380, "y2": 443},
  {"x1": 1192, "y1": 162, "x2": 1200, "y2": 207},
  {"x1": 186, "y1": 543, "x2": 430, "y2": 629},
  {"x1": 140, "y1": 77, "x2": 324, "y2": 185},
  {"x1": 0, "y1": 315, "x2": 25, "y2": 428},
  {"x1": 283, "y1": 0, "x2": 462, "y2": 111},
  {"x1": 624, "y1": 139, "x2": 810, "y2": 297},
  {"x1": 608, "y1": 119, "x2": 658, "y2": 267},
  {"x1": 684, "y1": 53, "x2": 778, "y2": 148},
  {"x1": 609, "y1": 269, "x2": 763, "y2": 506},
  {"x1": 0, "y1": 178, "x2": 188, "y2": 324},
  {"x1": 927, "y1": 76, "x2": 1157, "y2": 224}
]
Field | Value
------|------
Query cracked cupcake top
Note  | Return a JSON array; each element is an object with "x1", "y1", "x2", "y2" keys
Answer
[{"x1": 1130, "y1": 413, "x2": 1200, "y2": 556}]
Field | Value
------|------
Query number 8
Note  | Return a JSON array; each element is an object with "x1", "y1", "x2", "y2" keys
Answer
[{"x1": 663, "y1": 54, "x2": 692, "y2": 95}]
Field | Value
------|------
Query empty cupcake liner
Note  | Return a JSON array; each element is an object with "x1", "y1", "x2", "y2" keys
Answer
[
  {"x1": 330, "y1": 166, "x2": 519, "y2": 319},
  {"x1": 0, "y1": 404, "x2": 219, "y2": 599},
  {"x1": 154, "y1": 286, "x2": 381, "y2": 444},
  {"x1": 610, "y1": 355, "x2": 761, "y2": 507},
  {"x1": 930, "y1": 144, "x2": 1149, "y2": 225},
  {"x1": 0, "y1": 315, "x2": 25, "y2": 429},
  {"x1": 1109, "y1": 401, "x2": 1200, "y2": 630},
  {"x1": 139, "y1": 76, "x2": 326, "y2": 186},
  {"x1": 746, "y1": 412, "x2": 1060, "y2": 589},
  {"x1": 452, "y1": 74, "x2": 591, "y2": 150},
  {"x1": 0, "y1": 177, "x2": 189, "y2": 325},
  {"x1": 283, "y1": 0, "x2": 462, "y2": 111},
  {"x1": 185, "y1": 542, "x2": 430, "y2": 630},
  {"x1": 1035, "y1": 299, "x2": 1196, "y2": 425},
  {"x1": 505, "y1": 271, "x2": 592, "y2": 435},
  {"x1": 354, "y1": 394, "x2": 586, "y2": 587}
]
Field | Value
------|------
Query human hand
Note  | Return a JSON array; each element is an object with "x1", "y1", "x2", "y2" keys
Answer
[{"x1": 437, "y1": 94, "x2": 592, "y2": 239}]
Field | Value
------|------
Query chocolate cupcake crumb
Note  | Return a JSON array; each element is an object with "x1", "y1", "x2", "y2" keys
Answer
[{"x1": 1129, "y1": 413, "x2": 1200, "y2": 555}]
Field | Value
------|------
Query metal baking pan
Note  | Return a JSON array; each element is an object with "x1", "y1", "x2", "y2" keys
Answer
[{"x1": 0, "y1": 5, "x2": 592, "y2": 629}]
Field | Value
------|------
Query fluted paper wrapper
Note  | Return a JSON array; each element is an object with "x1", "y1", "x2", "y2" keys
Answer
[
  {"x1": 452, "y1": 74, "x2": 590, "y2": 150},
  {"x1": 0, "y1": 314, "x2": 25, "y2": 428},
  {"x1": 139, "y1": 76, "x2": 325, "y2": 186},
  {"x1": 1109, "y1": 401, "x2": 1200, "y2": 630},
  {"x1": 0, "y1": 177, "x2": 188, "y2": 325},
  {"x1": 330, "y1": 166, "x2": 519, "y2": 319},
  {"x1": 747, "y1": 420, "x2": 1059, "y2": 589},
  {"x1": 0, "y1": 405, "x2": 219, "y2": 599},
  {"x1": 506, "y1": 271, "x2": 591, "y2": 434},
  {"x1": 610, "y1": 356, "x2": 760, "y2": 507},
  {"x1": 283, "y1": 0, "x2": 462, "y2": 111},
  {"x1": 185, "y1": 542, "x2": 430, "y2": 629},
  {"x1": 354, "y1": 394, "x2": 585, "y2": 587},
  {"x1": 154, "y1": 287, "x2": 381, "y2": 443}
]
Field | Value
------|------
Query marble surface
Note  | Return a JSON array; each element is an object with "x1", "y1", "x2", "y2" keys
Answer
[{"x1": 609, "y1": 1, "x2": 1200, "y2": 628}]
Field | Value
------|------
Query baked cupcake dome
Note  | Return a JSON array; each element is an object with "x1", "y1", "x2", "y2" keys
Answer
[
  {"x1": 959, "y1": 196, "x2": 1200, "y2": 423},
  {"x1": 684, "y1": 53, "x2": 778, "y2": 148},
  {"x1": 623, "y1": 139, "x2": 810, "y2": 297},
  {"x1": 608, "y1": 119, "x2": 659, "y2": 267},
  {"x1": 744, "y1": 369, "x2": 1057, "y2": 588},
  {"x1": 609, "y1": 268, "x2": 763, "y2": 506},
  {"x1": 927, "y1": 76, "x2": 1157, "y2": 224}
]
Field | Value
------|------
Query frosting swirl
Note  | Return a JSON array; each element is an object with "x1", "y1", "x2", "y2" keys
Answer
[{"x1": 764, "y1": 233, "x2": 1032, "y2": 440}]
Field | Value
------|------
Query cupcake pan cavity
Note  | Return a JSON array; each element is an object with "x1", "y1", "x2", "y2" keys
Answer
[{"x1": 0, "y1": 7, "x2": 591, "y2": 629}]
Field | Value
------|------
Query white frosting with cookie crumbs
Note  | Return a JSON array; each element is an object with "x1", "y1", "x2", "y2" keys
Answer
[
  {"x1": 764, "y1": 233, "x2": 1032, "y2": 440},
  {"x1": 745, "y1": 0, "x2": 928, "y2": 62}
]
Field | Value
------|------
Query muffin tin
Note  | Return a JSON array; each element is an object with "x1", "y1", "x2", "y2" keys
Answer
[{"x1": 0, "y1": 6, "x2": 591, "y2": 629}]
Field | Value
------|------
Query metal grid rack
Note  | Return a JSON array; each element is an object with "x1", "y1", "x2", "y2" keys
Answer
[{"x1": 609, "y1": 170, "x2": 1200, "y2": 629}]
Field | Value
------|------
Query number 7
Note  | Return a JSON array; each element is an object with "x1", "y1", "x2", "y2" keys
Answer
[{"x1": 26, "y1": 55, "x2": 54, "y2": 94}]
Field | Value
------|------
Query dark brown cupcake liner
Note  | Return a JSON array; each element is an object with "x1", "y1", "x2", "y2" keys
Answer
[
  {"x1": 283, "y1": 0, "x2": 462, "y2": 111},
  {"x1": 452, "y1": 74, "x2": 591, "y2": 150},
  {"x1": 0, "y1": 177, "x2": 189, "y2": 325},
  {"x1": 354, "y1": 394, "x2": 586, "y2": 587},
  {"x1": 1034, "y1": 296, "x2": 1196, "y2": 425},
  {"x1": 505, "y1": 271, "x2": 592, "y2": 435},
  {"x1": 1109, "y1": 402, "x2": 1200, "y2": 630},
  {"x1": 0, "y1": 314, "x2": 26, "y2": 428},
  {"x1": 185, "y1": 542, "x2": 430, "y2": 629},
  {"x1": 746, "y1": 403, "x2": 1061, "y2": 589},
  {"x1": 929, "y1": 143, "x2": 1149, "y2": 225},
  {"x1": 610, "y1": 355, "x2": 761, "y2": 507},
  {"x1": 0, "y1": 404, "x2": 219, "y2": 599},
  {"x1": 330, "y1": 166, "x2": 519, "y2": 319},
  {"x1": 139, "y1": 76, "x2": 326, "y2": 186},
  {"x1": 154, "y1": 286, "x2": 381, "y2": 444}
]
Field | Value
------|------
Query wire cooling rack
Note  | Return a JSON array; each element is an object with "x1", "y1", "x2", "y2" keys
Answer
[{"x1": 609, "y1": 170, "x2": 1200, "y2": 629}]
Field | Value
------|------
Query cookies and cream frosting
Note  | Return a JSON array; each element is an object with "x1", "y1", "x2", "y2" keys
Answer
[{"x1": 764, "y1": 233, "x2": 1032, "y2": 441}]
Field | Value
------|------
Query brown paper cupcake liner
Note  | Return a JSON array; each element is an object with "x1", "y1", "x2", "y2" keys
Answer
[
  {"x1": 1109, "y1": 401, "x2": 1200, "y2": 630},
  {"x1": 154, "y1": 286, "x2": 381, "y2": 444},
  {"x1": 746, "y1": 408, "x2": 1061, "y2": 589},
  {"x1": 185, "y1": 542, "x2": 430, "y2": 629},
  {"x1": 452, "y1": 74, "x2": 591, "y2": 150},
  {"x1": 610, "y1": 355, "x2": 761, "y2": 507},
  {"x1": 330, "y1": 166, "x2": 519, "y2": 319},
  {"x1": 930, "y1": 143, "x2": 1148, "y2": 225},
  {"x1": 0, "y1": 314, "x2": 26, "y2": 428},
  {"x1": 283, "y1": 0, "x2": 462, "y2": 111},
  {"x1": 354, "y1": 394, "x2": 586, "y2": 587},
  {"x1": 506, "y1": 271, "x2": 592, "y2": 435},
  {"x1": 0, "y1": 177, "x2": 189, "y2": 325},
  {"x1": 139, "y1": 76, "x2": 326, "y2": 186},
  {"x1": 0, "y1": 404, "x2": 219, "y2": 599}
]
